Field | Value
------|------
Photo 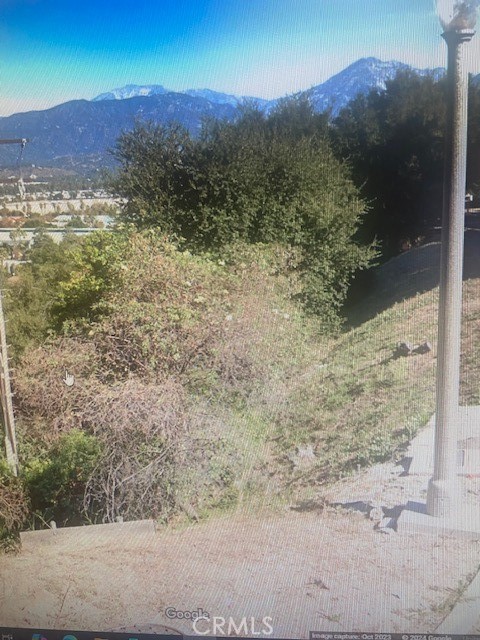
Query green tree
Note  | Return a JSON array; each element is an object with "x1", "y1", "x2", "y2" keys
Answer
[
  {"x1": 111, "y1": 100, "x2": 374, "y2": 323},
  {"x1": 110, "y1": 121, "x2": 195, "y2": 232},
  {"x1": 4, "y1": 234, "x2": 80, "y2": 358},
  {"x1": 333, "y1": 70, "x2": 446, "y2": 257},
  {"x1": 467, "y1": 79, "x2": 480, "y2": 200}
]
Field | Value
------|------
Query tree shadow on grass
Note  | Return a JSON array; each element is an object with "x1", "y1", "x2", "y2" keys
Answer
[{"x1": 345, "y1": 229, "x2": 480, "y2": 327}]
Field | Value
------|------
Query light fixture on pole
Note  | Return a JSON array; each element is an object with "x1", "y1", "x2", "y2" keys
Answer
[{"x1": 426, "y1": 0, "x2": 479, "y2": 517}]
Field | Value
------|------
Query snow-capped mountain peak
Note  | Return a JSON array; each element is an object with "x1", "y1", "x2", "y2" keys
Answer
[
  {"x1": 306, "y1": 57, "x2": 445, "y2": 116},
  {"x1": 92, "y1": 84, "x2": 169, "y2": 101}
]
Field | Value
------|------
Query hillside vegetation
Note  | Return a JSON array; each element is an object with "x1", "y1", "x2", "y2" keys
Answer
[
  {"x1": 2, "y1": 227, "x2": 479, "y2": 549},
  {"x1": 1, "y1": 80, "x2": 480, "y2": 549}
]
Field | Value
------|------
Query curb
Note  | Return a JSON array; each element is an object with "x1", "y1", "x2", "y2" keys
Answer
[
  {"x1": 20, "y1": 519, "x2": 156, "y2": 552},
  {"x1": 435, "y1": 563, "x2": 480, "y2": 633}
]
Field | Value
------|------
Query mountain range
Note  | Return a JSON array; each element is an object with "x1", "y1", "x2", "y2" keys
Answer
[
  {"x1": 93, "y1": 85, "x2": 269, "y2": 109},
  {"x1": 93, "y1": 58, "x2": 444, "y2": 117},
  {"x1": 0, "y1": 57, "x2": 459, "y2": 172}
]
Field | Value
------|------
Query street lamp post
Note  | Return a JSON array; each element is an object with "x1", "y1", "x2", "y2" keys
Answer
[{"x1": 426, "y1": 0, "x2": 478, "y2": 517}]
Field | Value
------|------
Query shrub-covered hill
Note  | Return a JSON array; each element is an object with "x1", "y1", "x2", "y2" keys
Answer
[{"x1": 1, "y1": 229, "x2": 480, "y2": 546}]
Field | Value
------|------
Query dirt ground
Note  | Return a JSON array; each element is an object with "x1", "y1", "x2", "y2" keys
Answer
[{"x1": 1, "y1": 455, "x2": 480, "y2": 639}]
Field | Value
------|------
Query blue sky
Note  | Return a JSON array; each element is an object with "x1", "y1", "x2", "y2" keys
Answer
[{"x1": 0, "y1": 0, "x2": 479, "y2": 116}]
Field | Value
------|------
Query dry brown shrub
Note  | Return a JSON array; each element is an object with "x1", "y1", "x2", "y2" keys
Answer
[
  {"x1": 12, "y1": 337, "x2": 101, "y2": 441},
  {"x1": 90, "y1": 304, "x2": 225, "y2": 383},
  {"x1": 81, "y1": 378, "x2": 190, "y2": 523},
  {"x1": 10, "y1": 240, "x2": 302, "y2": 523},
  {"x1": 0, "y1": 475, "x2": 30, "y2": 533},
  {"x1": 15, "y1": 343, "x2": 191, "y2": 522},
  {"x1": 81, "y1": 377, "x2": 186, "y2": 439},
  {"x1": 11, "y1": 327, "x2": 250, "y2": 523}
]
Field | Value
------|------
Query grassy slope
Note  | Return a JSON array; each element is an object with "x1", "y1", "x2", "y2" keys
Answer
[
  {"x1": 232, "y1": 250, "x2": 480, "y2": 508},
  {"x1": 7, "y1": 236, "x2": 480, "y2": 527}
]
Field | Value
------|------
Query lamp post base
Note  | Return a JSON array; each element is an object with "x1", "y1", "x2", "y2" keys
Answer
[
  {"x1": 398, "y1": 499, "x2": 480, "y2": 538},
  {"x1": 426, "y1": 477, "x2": 460, "y2": 517}
]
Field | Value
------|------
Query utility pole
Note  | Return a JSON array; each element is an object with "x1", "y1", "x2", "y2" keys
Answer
[
  {"x1": 0, "y1": 138, "x2": 29, "y2": 476},
  {"x1": 0, "y1": 288, "x2": 17, "y2": 476}
]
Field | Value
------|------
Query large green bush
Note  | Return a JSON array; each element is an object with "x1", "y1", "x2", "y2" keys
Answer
[
  {"x1": 4, "y1": 233, "x2": 80, "y2": 358},
  {"x1": 111, "y1": 99, "x2": 374, "y2": 323},
  {"x1": 23, "y1": 429, "x2": 102, "y2": 525},
  {"x1": 51, "y1": 230, "x2": 130, "y2": 327}
]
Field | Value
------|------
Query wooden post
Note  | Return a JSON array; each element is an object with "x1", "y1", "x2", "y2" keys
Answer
[
  {"x1": 0, "y1": 137, "x2": 27, "y2": 476},
  {"x1": 0, "y1": 288, "x2": 18, "y2": 476}
]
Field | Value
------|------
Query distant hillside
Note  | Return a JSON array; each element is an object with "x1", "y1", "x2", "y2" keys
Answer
[
  {"x1": 0, "y1": 57, "x2": 452, "y2": 171},
  {"x1": 0, "y1": 93, "x2": 236, "y2": 171}
]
